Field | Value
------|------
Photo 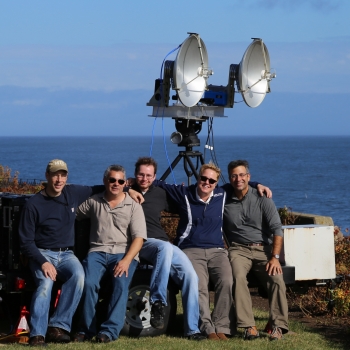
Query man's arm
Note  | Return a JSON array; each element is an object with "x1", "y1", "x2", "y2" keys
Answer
[
  {"x1": 19, "y1": 206, "x2": 58, "y2": 280},
  {"x1": 248, "y1": 181, "x2": 272, "y2": 198},
  {"x1": 113, "y1": 199, "x2": 147, "y2": 277},
  {"x1": 113, "y1": 237, "x2": 144, "y2": 278},
  {"x1": 19, "y1": 206, "x2": 48, "y2": 266},
  {"x1": 265, "y1": 235, "x2": 283, "y2": 276},
  {"x1": 128, "y1": 188, "x2": 145, "y2": 204},
  {"x1": 76, "y1": 198, "x2": 92, "y2": 221},
  {"x1": 261, "y1": 196, "x2": 284, "y2": 275}
]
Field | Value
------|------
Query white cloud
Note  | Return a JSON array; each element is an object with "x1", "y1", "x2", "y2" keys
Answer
[
  {"x1": 3, "y1": 99, "x2": 43, "y2": 106},
  {"x1": 0, "y1": 41, "x2": 349, "y2": 94}
]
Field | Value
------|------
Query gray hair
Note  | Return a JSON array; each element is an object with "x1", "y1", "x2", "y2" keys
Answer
[
  {"x1": 227, "y1": 160, "x2": 250, "y2": 176},
  {"x1": 103, "y1": 164, "x2": 126, "y2": 179}
]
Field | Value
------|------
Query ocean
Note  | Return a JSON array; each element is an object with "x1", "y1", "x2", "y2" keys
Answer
[{"x1": 0, "y1": 136, "x2": 349, "y2": 232}]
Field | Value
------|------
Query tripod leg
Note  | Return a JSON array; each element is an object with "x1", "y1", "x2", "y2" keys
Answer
[
  {"x1": 183, "y1": 154, "x2": 204, "y2": 185},
  {"x1": 159, "y1": 154, "x2": 183, "y2": 181}
]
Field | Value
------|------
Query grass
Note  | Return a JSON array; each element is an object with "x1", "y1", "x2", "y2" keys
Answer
[{"x1": 1, "y1": 295, "x2": 348, "y2": 350}]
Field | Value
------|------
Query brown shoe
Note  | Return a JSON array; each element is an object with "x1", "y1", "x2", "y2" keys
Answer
[
  {"x1": 96, "y1": 333, "x2": 111, "y2": 343},
  {"x1": 243, "y1": 326, "x2": 259, "y2": 340},
  {"x1": 207, "y1": 333, "x2": 220, "y2": 340},
  {"x1": 216, "y1": 333, "x2": 229, "y2": 340},
  {"x1": 28, "y1": 336, "x2": 47, "y2": 347},
  {"x1": 46, "y1": 327, "x2": 70, "y2": 343},
  {"x1": 72, "y1": 332, "x2": 89, "y2": 342},
  {"x1": 270, "y1": 327, "x2": 283, "y2": 341}
]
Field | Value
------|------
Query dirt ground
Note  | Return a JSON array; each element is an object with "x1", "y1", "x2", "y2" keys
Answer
[{"x1": 249, "y1": 288, "x2": 350, "y2": 347}]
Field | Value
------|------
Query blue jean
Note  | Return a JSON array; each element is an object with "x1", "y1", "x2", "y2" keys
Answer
[
  {"x1": 29, "y1": 249, "x2": 85, "y2": 337},
  {"x1": 79, "y1": 252, "x2": 138, "y2": 341},
  {"x1": 139, "y1": 238, "x2": 200, "y2": 336}
]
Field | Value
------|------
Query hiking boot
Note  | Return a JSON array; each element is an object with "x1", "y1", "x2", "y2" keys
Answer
[
  {"x1": 187, "y1": 332, "x2": 206, "y2": 341},
  {"x1": 270, "y1": 327, "x2": 283, "y2": 341},
  {"x1": 216, "y1": 333, "x2": 229, "y2": 340},
  {"x1": 243, "y1": 326, "x2": 259, "y2": 340},
  {"x1": 46, "y1": 327, "x2": 70, "y2": 343},
  {"x1": 29, "y1": 336, "x2": 47, "y2": 347},
  {"x1": 150, "y1": 301, "x2": 165, "y2": 329},
  {"x1": 207, "y1": 333, "x2": 220, "y2": 340}
]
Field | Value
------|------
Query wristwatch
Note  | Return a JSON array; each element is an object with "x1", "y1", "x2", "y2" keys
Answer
[{"x1": 273, "y1": 254, "x2": 280, "y2": 259}]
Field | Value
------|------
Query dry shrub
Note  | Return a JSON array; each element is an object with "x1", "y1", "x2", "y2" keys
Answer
[
  {"x1": 278, "y1": 206, "x2": 299, "y2": 225},
  {"x1": 0, "y1": 164, "x2": 43, "y2": 194},
  {"x1": 160, "y1": 212, "x2": 179, "y2": 243},
  {"x1": 287, "y1": 237, "x2": 350, "y2": 320}
]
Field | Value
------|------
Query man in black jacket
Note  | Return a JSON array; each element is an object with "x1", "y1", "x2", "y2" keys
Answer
[{"x1": 131, "y1": 157, "x2": 205, "y2": 341}]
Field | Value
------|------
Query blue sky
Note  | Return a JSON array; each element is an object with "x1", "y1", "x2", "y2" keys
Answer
[{"x1": 0, "y1": 0, "x2": 349, "y2": 136}]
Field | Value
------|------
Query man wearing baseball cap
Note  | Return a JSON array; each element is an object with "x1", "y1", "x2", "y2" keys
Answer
[{"x1": 19, "y1": 159, "x2": 104, "y2": 346}]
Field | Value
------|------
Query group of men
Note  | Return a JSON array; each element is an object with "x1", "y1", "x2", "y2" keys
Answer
[{"x1": 18, "y1": 157, "x2": 288, "y2": 346}]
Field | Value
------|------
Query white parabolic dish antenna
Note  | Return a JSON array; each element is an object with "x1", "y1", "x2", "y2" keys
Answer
[
  {"x1": 239, "y1": 39, "x2": 273, "y2": 108},
  {"x1": 173, "y1": 34, "x2": 211, "y2": 107}
]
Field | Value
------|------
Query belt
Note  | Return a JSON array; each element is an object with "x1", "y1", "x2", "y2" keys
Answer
[
  {"x1": 39, "y1": 247, "x2": 73, "y2": 252},
  {"x1": 231, "y1": 242, "x2": 266, "y2": 247}
]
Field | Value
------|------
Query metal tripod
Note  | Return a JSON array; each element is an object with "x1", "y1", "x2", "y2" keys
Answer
[{"x1": 160, "y1": 146, "x2": 204, "y2": 185}]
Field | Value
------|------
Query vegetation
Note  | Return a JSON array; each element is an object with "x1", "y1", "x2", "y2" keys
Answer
[
  {"x1": 2, "y1": 299, "x2": 348, "y2": 349},
  {"x1": 0, "y1": 165, "x2": 43, "y2": 194},
  {"x1": 1, "y1": 164, "x2": 350, "y2": 338}
]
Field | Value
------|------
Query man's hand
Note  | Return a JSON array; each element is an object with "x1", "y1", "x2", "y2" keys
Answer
[
  {"x1": 257, "y1": 184, "x2": 272, "y2": 198},
  {"x1": 129, "y1": 189, "x2": 144, "y2": 204},
  {"x1": 42, "y1": 262, "x2": 57, "y2": 281},
  {"x1": 113, "y1": 258, "x2": 131, "y2": 278},
  {"x1": 266, "y1": 257, "x2": 283, "y2": 276}
]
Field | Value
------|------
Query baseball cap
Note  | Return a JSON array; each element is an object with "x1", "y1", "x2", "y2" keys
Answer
[{"x1": 46, "y1": 159, "x2": 68, "y2": 173}]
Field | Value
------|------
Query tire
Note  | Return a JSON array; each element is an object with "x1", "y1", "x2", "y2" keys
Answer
[{"x1": 121, "y1": 269, "x2": 177, "y2": 337}]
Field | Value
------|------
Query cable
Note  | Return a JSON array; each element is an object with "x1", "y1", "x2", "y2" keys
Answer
[
  {"x1": 149, "y1": 45, "x2": 181, "y2": 184},
  {"x1": 162, "y1": 116, "x2": 177, "y2": 184},
  {"x1": 201, "y1": 112, "x2": 226, "y2": 185}
]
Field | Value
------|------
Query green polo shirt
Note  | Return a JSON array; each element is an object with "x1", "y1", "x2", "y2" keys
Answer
[{"x1": 76, "y1": 192, "x2": 147, "y2": 261}]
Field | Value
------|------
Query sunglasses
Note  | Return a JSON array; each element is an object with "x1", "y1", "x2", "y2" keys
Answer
[
  {"x1": 200, "y1": 175, "x2": 217, "y2": 185},
  {"x1": 108, "y1": 178, "x2": 126, "y2": 185}
]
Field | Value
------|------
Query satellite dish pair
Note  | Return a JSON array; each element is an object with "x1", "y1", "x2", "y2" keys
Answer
[{"x1": 147, "y1": 33, "x2": 276, "y2": 113}]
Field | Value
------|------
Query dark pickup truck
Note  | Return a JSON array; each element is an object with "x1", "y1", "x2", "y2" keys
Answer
[{"x1": 0, "y1": 192, "x2": 176, "y2": 337}]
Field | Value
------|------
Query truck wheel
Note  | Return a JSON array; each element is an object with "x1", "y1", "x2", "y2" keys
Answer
[{"x1": 121, "y1": 270, "x2": 177, "y2": 337}]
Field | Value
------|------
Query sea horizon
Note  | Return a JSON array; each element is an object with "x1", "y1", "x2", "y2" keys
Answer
[{"x1": 1, "y1": 135, "x2": 349, "y2": 232}]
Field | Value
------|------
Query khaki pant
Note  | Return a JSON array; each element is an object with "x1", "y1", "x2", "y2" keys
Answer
[
  {"x1": 183, "y1": 247, "x2": 234, "y2": 335},
  {"x1": 228, "y1": 244, "x2": 288, "y2": 332}
]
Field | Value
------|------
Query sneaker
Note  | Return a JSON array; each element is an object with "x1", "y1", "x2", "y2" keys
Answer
[
  {"x1": 187, "y1": 332, "x2": 206, "y2": 341},
  {"x1": 270, "y1": 327, "x2": 283, "y2": 341},
  {"x1": 150, "y1": 301, "x2": 165, "y2": 329},
  {"x1": 28, "y1": 336, "x2": 47, "y2": 347},
  {"x1": 46, "y1": 327, "x2": 70, "y2": 343},
  {"x1": 243, "y1": 326, "x2": 259, "y2": 340}
]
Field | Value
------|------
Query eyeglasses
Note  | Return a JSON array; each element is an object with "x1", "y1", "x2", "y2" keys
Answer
[
  {"x1": 108, "y1": 178, "x2": 125, "y2": 185},
  {"x1": 136, "y1": 173, "x2": 154, "y2": 179},
  {"x1": 230, "y1": 173, "x2": 249, "y2": 180},
  {"x1": 200, "y1": 175, "x2": 217, "y2": 185}
]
